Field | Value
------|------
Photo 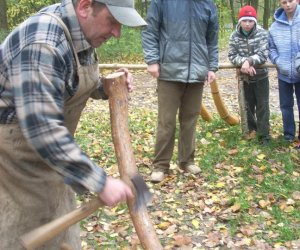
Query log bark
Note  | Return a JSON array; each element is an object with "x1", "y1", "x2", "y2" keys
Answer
[
  {"x1": 236, "y1": 69, "x2": 249, "y2": 135},
  {"x1": 103, "y1": 72, "x2": 163, "y2": 250}
]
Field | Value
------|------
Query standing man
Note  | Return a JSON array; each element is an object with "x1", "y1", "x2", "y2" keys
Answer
[
  {"x1": 0, "y1": 0, "x2": 146, "y2": 249},
  {"x1": 228, "y1": 5, "x2": 270, "y2": 145},
  {"x1": 142, "y1": 0, "x2": 219, "y2": 182},
  {"x1": 268, "y1": 0, "x2": 300, "y2": 144}
]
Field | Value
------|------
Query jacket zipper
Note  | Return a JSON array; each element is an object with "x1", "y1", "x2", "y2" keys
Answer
[{"x1": 187, "y1": 1, "x2": 192, "y2": 83}]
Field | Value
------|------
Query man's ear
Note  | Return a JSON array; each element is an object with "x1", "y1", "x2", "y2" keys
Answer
[{"x1": 76, "y1": 0, "x2": 92, "y2": 19}]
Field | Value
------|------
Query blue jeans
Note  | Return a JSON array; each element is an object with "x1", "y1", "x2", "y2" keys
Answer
[{"x1": 278, "y1": 79, "x2": 300, "y2": 140}]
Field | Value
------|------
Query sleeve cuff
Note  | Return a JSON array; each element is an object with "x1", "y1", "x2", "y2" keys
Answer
[
  {"x1": 247, "y1": 57, "x2": 254, "y2": 65},
  {"x1": 64, "y1": 165, "x2": 107, "y2": 194}
]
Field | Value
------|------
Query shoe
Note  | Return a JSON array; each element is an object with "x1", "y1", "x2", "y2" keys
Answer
[
  {"x1": 284, "y1": 135, "x2": 295, "y2": 143},
  {"x1": 260, "y1": 135, "x2": 271, "y2": 146},
  {"x1": 150, "y1": 171, "x2": 165, "y2": 183},
  {"x1": 243, "y1": 130, "x2": 256, "y2": 140},
  {"x1": 186, "y1": 164, "x2": 201, "y2": 174},
  {"x1": 261, "y1": 138, "x2": 270, "y2": 146},
  {"x1": 294, "y1": 141, "x2": 300, "y2": 150}
]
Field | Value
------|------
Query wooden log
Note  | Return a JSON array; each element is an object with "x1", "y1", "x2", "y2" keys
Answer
[
  {"x1": 210, "y1": 80, "x2": 240, "y2": 125},
  {"x1": 200, "y1": 103, "x2": 213, "y2": 122},
  {"x1": 236, "y1": 69, "x2": 249, "y2": 135},
  {"x1": 98, "y1": 62, "x2": 276, "y2": 70},
  {"x1": 103, "y1": 72, "x2": 163, "y2": 250}
]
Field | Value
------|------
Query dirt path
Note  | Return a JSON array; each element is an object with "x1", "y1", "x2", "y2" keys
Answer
[
  {"x1": 93, "y1": 50, "x2": 297, "y2": 124},
  {"x1": 130, "y1": 61, "x2": 281, "y2": 117}
]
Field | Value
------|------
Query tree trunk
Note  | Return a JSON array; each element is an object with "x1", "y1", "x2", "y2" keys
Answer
[
  {"x1": 229, "y1": 0, "x2": 236, "y2": 28},
  {"x1": 263, "y1": 0, "x2": 270, "y2": 29},
  {"x1": 0, "y1": 0, "x2": 8, "y2": 31}
]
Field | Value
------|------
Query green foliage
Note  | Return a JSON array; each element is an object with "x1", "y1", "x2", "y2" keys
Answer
[
  {"x1": 97, "y1": 26, "x2": 231, "y2": 63},
  {"x1": 96, "y1": 26, "x2": 145, "y2": 64},
  {"x1": 5, "y1": 0, "x2": 231, "y2": 61},
  {"x1": 7, "y1": 0, "x2": 58, "y2": 29},
  {"x1": 215, "y1": 0, "x2": 234, "y2": 33}
]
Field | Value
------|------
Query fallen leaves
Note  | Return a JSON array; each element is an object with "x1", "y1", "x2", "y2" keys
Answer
[
  {"x1": 77, "y1": 98, "x2": 300, "y2": 249},
  {"x1": 292, "y1": 191, "x2": 300, "y2": 200},
  {"x1": 173, "y1": 234, "x2": 193, "y2": 246}
]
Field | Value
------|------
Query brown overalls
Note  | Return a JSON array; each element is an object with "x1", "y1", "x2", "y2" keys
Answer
[{"x1": 0, "y1": 13, "x2": 100, "y2": 250}]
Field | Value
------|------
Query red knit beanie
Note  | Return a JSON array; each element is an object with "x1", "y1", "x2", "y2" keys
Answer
[{"x1": 238, "y1": 5, "x2": 257, "y2": 24}]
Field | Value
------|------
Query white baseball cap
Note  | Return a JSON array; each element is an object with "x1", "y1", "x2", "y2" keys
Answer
[{"x1": 95, "y1": 0, "x2": 147, "y2": 27}]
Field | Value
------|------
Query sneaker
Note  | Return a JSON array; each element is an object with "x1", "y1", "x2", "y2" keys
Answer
[
  {"x1": 294, "y1": 141, "x2": 300, "y2": 150},
  {"x1": 243, "y1": 130, "x2": 256, "y2": 140},
  {"x1": 260, "y1": 136, "x2": 271, "y2": 146},
  {"x1": 150, "y1": 171, "x2": 165, "y2": 183},
  {"x1": 186, "y1": 164, "x2": 201, "y2": 174},
  {"x1": 261, "y1": 138, "x2": 270, "y2": 146},
  {"x1": 284, "y1": 135, "x2": 295, "y2": 143}
]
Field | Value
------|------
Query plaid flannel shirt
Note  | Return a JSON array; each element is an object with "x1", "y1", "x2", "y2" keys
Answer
[{"x1": 0, "y1": 0, "x2": 107, "y2": 193}]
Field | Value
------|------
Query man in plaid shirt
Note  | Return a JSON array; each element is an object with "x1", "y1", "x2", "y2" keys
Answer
[{"x1": 0, "y1": 0, "x2": 146, "y2": 249}]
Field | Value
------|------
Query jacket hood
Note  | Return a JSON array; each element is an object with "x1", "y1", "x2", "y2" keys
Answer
[{"x1": 274, "y1": 5, "x2": 300, "y2": 23}]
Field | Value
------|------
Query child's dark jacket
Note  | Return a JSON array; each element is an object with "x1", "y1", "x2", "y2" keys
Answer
[{"x1": 228, "y1": 24, "x2": 268, "y2": 81}]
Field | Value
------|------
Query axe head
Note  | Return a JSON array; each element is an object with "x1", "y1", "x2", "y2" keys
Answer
[{"x1": 131, "y1": 174, "x2": 153, "y2": 210}]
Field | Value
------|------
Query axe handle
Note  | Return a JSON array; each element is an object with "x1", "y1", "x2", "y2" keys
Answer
[{"x1": 20, "y1": 198, "x2": 103, "y2": 250}]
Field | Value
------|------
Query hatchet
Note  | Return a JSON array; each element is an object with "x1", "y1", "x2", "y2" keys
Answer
[{"x1": 20, "y1": 173, "x2": 152, "y2": 250}]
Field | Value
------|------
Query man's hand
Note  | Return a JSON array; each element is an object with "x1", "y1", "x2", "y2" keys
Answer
[
  {"x1": 98, "y1": 177, "x2": 134, "y2": 207},
  {"x1": 147, "y1": 63, "x2": 160, "y2": 78},
  {"x1": 207, "y1": 71, "x2": 216, "y2": 84},
  {"x1": 117, "y1": 68, "x2": 134, "y2": 92}
]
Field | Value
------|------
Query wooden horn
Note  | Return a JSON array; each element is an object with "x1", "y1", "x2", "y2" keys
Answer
[
  {"x1": 210, "y1": 79, "x2": 240, "y2": 126},
  {"x1": 103, "y1": 72, "x2": 163, "y2": 249},
  {"x1": 200, "y1": 103, "x2": 213, "y2": 122}
]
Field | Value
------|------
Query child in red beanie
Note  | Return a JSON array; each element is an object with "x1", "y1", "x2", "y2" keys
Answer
[{"x1": 228, "y1": 5, "x2": 271, "y2": 145}]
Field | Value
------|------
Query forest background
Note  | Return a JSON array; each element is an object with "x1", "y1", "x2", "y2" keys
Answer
[
  {"x1": 1, "y1": 1, "x2": 300, "y2": 249},
  {"x1": 0, "y1": 0, "x2": 281, "y2": 54}
]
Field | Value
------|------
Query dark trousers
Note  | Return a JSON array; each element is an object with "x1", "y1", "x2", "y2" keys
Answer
[
  {"x1": 243, "y1": 77, "x2": 270, "y2": 139},
  {"x1": 153, "y1": 80, "x2": 204, "y2": 173},
  {"x1": 278, "y1": 79, "x2": 300, "y2": 140}
]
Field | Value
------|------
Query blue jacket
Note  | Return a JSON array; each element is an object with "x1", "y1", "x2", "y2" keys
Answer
[
  {"x1": 268, "y1": 5, "x2": 300, "y2": 83},
  {"x1": 141, "y1": 0, "x2": 219, "y2": 83}
]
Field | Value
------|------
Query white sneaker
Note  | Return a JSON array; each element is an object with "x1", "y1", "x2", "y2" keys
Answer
[
  {"x1": 186, "y1": 164, "x2": 201, "y2": 174},
  {"x1": 150, "y1": 171, "x2": 165, "y2": 183}
]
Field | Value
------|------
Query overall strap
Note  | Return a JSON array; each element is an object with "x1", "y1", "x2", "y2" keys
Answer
[{"x1": 40, "y1": 12, "x2": 81, "y2": 67}]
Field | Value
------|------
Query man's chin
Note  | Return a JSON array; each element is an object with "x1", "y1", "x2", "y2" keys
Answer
[{"x1": 90, "y1": 41, "x2": 104, "y2": 48}]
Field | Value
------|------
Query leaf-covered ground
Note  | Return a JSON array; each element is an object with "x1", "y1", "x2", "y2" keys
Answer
[{"x1": 74, "y1": 67, "x2": 300, "y2": 250}]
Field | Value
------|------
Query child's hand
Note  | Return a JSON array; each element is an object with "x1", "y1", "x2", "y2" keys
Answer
[
  {"x1": 248, "y1": 66, "x2": 256, "y2": 76},
  {"x1": 241, "y1": 60, "x2": 251, "y2": 74}
]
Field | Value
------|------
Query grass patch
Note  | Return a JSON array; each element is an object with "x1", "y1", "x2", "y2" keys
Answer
[{"x1": 75, "y1": 105, "x2": 300, "y2": 249}]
